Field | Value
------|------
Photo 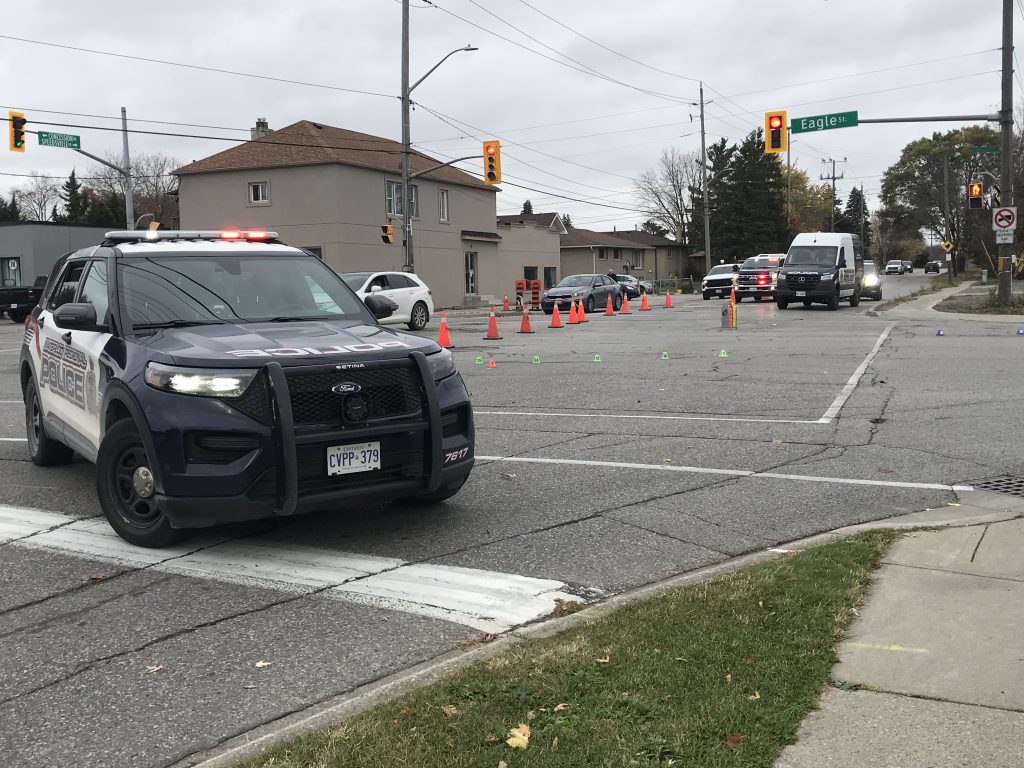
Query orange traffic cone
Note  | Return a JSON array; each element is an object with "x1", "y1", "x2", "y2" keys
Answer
[
  {"x1": 639, "y1": 292, "x2": 651, "y2": 311},
  {"x1": 502, "y1": 295, "x2": 511, "y2": 312},
  {"x1": 663, "y1": 291, "x2": 673, "y2": 309},
  {"x1": 437, "y1": 311, "x2": 453, "y2": 348},
  {"x1": 550, "y1": 303, "x2": 564, "y2": 328},
  {"x1": 730, "y1": 286, "x2": 737, "y2": 305},
  {"x1": 486, "y1": 357, "x2": 497, "y2": 369},
  {"x1": 620, "y1": 294, "x2": 632, "y2": 315},
  {"x1": 517, "y1": 308, "x2": 535, "y2": 334},
  {"x1": 604, "y1": 294, "x2": 615, "y2": 316},
  {"x1": 578, "y1": 298, "x2": 588, "y2": 323},
  {"x1": 568, "y1": 299, "x2": 580, "y2": 325},
  {"x1": 483, "y1": 307, "x2": 502, "y2": 340}
]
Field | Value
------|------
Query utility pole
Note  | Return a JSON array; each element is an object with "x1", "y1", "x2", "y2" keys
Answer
[
  {"x1": 998, "y1": 0, "x2": 1014, "y2": 304},
  {"x1": 859, "y1": 187, "x2": 866, "y2": 259},
  {"x1": 944, "y1": 156, "x2": 955, "y2": 282},
  {"x1": 699, "y1": 82, "x2": 711, "y2": 273},
  {"x1": 121, "y1": 107, "x2": 134, "y2": 230},
  {"x1": 786, "y1": 136, "x2": 792, "y2": 229},
  {"x1": 821, "y1": 158, "x2": 845, "y2": 232},
  {"x1": 400, "y1": 0, "x2": 413, "y2": 273}
]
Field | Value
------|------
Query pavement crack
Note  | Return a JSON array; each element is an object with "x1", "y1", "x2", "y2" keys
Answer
[
  {"x1": 832, "y1": 683, "x2": 1024, "y2": 715},
  {"x1": 881, "y1": 560, "x2": 1024, "y2": 584},
  {"x1": 970, "y1": 524, "x2": 989, "y2": 562}
]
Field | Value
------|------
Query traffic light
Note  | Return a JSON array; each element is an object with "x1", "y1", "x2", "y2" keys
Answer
[
  {"x1": 764, "y1": 110, "x2": 787, "y2": 154},
  {"x1": 968, "y1": 181, "x2": 984, "y2": 209},
  {"x1": 8, "y1": 111, "x2": 26, "y2": 153},
  {"x1": 482, "y1": 140, "x2": 502, "y2": 185},
  {"x1": 381, "y1": 223, "x2": 395, "y2": 244}
]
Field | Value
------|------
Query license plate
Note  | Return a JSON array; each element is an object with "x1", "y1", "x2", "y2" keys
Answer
[
  {"x1": 9, "y1": 303, "x2": 16, "y2": 309},
  {"x1": 718, "y1": 289, "x2": 726, "y2": 295},
  {"x1": 795, "y1": 291, "x2": 806, "y2": 297},
  {"x1": 327, "y1": 441, "x2": 381, "y2": 476}
]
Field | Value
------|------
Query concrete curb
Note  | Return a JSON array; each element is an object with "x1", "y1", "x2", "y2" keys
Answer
[{"x1": 178, "y1": 497, "x2": 1024, "y2": 768}]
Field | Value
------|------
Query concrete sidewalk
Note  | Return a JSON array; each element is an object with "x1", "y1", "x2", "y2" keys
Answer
[
  {"x1": 776, "y1": 503, "x2": 1024, "y2": 767},
  {"x1": 872, "y1": 278, "x2": 1024, "y2": 323}
]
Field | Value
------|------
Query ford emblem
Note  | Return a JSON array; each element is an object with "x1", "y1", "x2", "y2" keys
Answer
[{"x1": 332, "y1": 382, "x2": 361, "y2": 395}]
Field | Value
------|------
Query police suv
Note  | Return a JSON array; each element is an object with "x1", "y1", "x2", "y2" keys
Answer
[{"x1": 20, "y1": 230, "x2": 474, "y2": 547}]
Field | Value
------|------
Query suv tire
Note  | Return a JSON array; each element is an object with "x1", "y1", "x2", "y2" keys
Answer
[
  {"x1": 827, "y1": 287, "x2": 840, "y2": 311},
  {"x1": 849, "y1": 289, "x2": 860, "y2": 307},
  {"x1": 776, "y1": 299, "x2": 789, "y2": 309},
  {"x1": 9, "y1": 310, "x2": 27, "y2": 324},
  {"x1": 97, "y1": 419, "x2": 182, "y2": 548},
  {"x1": 25, "y1": 378, "x2": 75, "y2": 466}
]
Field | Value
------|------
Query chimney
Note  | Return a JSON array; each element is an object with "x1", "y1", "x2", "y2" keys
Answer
[{"x1": 251, "y1": 118, "x2": 271, "y2": 140}]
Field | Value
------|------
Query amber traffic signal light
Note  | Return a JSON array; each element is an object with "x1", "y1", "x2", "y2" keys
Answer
[
  {"x1": 764, "y1": 110, "x2": 787, "y2": 154},
  {"x1": 482, "y1": 140, "x2": 502, "y2": 185},
  {"x1": 968, "y1": 181, "x2": 984, "y2": 209},
  {"x1": 8, "y1": 111, "x2": 26, "y2": 153}
]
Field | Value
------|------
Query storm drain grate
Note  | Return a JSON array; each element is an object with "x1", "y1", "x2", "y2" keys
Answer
[{"x1": 971, "y1": 476, "x2": 1024, "y2": 498}]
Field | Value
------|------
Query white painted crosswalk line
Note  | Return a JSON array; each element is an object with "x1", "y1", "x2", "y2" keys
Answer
[{"x1": 0, "y1": 505, "x2": 588, "y2": 632}]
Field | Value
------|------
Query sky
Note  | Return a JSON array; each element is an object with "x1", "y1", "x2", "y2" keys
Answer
[{"x1": 0, "y1": 0, "x2": 1014, "y2": 232}]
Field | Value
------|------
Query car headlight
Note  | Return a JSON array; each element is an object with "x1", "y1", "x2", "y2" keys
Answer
[
  {"x1": 426, "y1": 348, "x2": 456, "y2": 382},
  {"x1": 864, "y1": 275, "x2": 880, "y2": 286},
  {"x1": 144, "y1": 363, "x2": 258, "y2": 398}
]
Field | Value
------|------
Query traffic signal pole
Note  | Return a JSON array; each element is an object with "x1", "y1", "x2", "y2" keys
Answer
[{"x1": 998, "y1": 0, "x2": 1014, "y2": 305}]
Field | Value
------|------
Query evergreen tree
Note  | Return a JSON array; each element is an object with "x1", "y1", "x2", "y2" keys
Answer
[
  {"x1": 640, "y1": 219, "x2": 669, "y2": 236},
  {"x1": 520, "y1": 200, "x2": 533, "y2": 214},
  {"x1": 56, "y1": 170, "x2": 89, "y2": 223},
  {"x1": 0, "y1": 192, "x2": 21, "y2": 222},
  {"x1": 840, "y1": 187, "x2": 872, "y2": 247},
  {"x1": 83, "y1": 188, "x2": 124, "y2": 226},
  {"x1": 561, "y1": 213, "x2": 572, "y2": 228}
]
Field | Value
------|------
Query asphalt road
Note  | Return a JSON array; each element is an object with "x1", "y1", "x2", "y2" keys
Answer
[{"x1": 4, "y1": 272, "x2": 1022, "y2": 768}]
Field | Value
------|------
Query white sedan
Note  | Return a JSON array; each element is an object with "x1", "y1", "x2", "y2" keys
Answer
[{"x1": 341, "y1": 271, "x2": 434, "y2": 331}]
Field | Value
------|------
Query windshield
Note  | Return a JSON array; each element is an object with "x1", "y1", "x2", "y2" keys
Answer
[
  {"x1": 341, "y1": 272, "x2": 372, "y2": 290},
  {"x1": 863, "y1": 262, "x2": 878, "y2": 274},
  {"x1": 117, "y1": 254, "x2": 373, "y2": 326},
  {"x1": 707, "y1": 265, "x2": 734, "y2": 276},
  {"x1": 556, "y1": 275, "x2": 595, "y2": 288},
  {"x1": 786, "y1": 246, "x2": 838, "y2": 266},
  {"x1": 616, "y1": 275, "x2": 637, "y2": 283},
  {"x1": 741, "y1": 257, "x2": 780, "y2": 269}
]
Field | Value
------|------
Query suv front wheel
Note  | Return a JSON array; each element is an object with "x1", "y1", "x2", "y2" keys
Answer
[{"x1": 97, "y1": 419, "x2": 181, "y2": 548}]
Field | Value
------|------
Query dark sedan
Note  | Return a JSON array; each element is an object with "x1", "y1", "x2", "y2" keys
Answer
[
  {"x1": 541, "y1": 274, "x2": 622, "y2": 314},
  {"x1": 615, "y1": 274, "x2": 654, "y2": 298}
]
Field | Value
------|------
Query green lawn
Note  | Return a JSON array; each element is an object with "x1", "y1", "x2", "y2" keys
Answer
[{"x1": 239, "y1": 531, "x2": 897, "y2": 768}]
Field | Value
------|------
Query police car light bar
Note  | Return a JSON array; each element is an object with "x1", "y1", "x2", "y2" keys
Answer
[{"x1": 103, "y1": 230, "x2": 279, "y2": 242}]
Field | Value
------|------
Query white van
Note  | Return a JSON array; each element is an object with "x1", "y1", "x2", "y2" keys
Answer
[{"x1": 775, "y1": 232, "x2": 864, "y2": 311}]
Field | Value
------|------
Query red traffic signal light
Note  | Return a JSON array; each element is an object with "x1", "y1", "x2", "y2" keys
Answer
[
  {"x1": 968, "y1": 181, "x2": 984, "y2": 209},
  {"x1": 482, "y1": 140, "x2": 502, "y2": 185},
  {"x1": 8, "y1": 111, "x2": 26, "y2": 153},
  {"x1": 764, "y1": 110, "x2": 787, "y2": 155}
]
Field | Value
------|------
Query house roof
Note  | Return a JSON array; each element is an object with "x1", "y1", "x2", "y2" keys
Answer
[
  {"x1": 496, "y1": 212, "x2": 567, "y2": 233},
  {"x1": 173, "y1": 120, "x2": 490, "y2": 190},
  {"x1": 598, "y1": 230, "x2": 682, "y2": 248},
  {"x1": 560, "y1": 227, "x2": 654, "y2": 250}
]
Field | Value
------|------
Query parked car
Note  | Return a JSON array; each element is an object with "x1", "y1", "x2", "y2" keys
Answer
[
  {"x1": 734, "y1": 253, "x2": 785, "y2": 302},
  {"x1": 860, "y1": 261, "x2": 883, "y2": 301},
  {"x1": 702, "y1": 263, "x2": 738, "y2": 300},
  {"x1": 924, "y1": 261, "x2": 941, "y2": 274},
  {"x1": 614, "y1": 274, "x2": 653, "y2": 298},
  {"x1": 541, "y1": 274, "x2": 621, "y2": 314},
  {"x1": 885, "y1": 260, "x2": 905, "y2": 275},
  {"x1": 902, "y1": 261, "x2": 914, "y2": 273},
  {"x1": 0, "y1": 275, "x2": 47, "y2": 324},
  {"x1": 341, "y1": 271, "x2": 434, "y2": 331}
]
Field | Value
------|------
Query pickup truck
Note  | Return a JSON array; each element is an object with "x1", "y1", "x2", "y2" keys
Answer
[
  {"x1": 733, "y1": 253, "x2": 785, "y2": 302},
  {"x1": 0, "y1": 276, "x2": 47, "y2": 324}
]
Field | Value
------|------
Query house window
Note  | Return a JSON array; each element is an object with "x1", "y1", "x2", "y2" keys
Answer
[
  {"x1": 439, "y1": 189, "x2": 449, "y2": 223},
  {"x1": 465, "y1": 251, "x2": 478, "y2": 294},
  {"x1": 386, "y1": 180, "x2": 418, "y2": 218},
  {"x1": 543, "y1": 266, "x2": 557, "y2": 289},
  {"x1": 597, "y1": 248, "x2": 607, "y2": 260},
  {"x1": 302, "y1": 246, "x2": 323, "y2": 259},
  {"x1": 635, "y1": 251, "x2": 644, "y2": 269},
  {"x1": 613, "y1": 248, "x2": 622, "y2": 261},
  {"x1": 248, "y1": 181, "x2": 269, "y2": 205}
]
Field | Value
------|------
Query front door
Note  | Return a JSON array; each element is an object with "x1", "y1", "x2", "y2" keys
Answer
[{"x1": 465, "y1": 252, "x2": 478, "y2": 295}]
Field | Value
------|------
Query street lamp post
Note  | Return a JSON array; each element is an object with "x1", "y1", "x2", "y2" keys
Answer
[{"x1": 401, "y1": 2, "x2": 476, "y2": 272}]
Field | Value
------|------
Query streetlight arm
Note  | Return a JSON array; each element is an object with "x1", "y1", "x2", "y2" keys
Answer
[{"x1": 409, "y1": 45, "x2": 478, "y2": 94}]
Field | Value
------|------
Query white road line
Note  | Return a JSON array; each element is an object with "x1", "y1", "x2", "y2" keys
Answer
[
  {"x1": 0, "y1": 348, "x2": 20, "y2": 353},
  {"x1": 476, "y1": 455, "x2": 973, "y2": 492},
  {"x1": 0, "y1": 437, "x2": 26, "y2": 442},
  {"x1": 475, "y1": 410, "x2": 821, "y2": 425},
  {"x1": 820, "y1": 322, "x2": 895, "y2": 422},
  {"x1": 0, "y1": 506, "x2": 582, "y2": 633},
  {"x1": 0, "y1": 400, "x2": 24, "y2": 404}
]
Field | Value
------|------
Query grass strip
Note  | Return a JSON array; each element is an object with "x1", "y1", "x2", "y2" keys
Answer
[
  {"x1": 936, "y1": 289, "x2": 1024, "y2": 315},
  {"x1": 239, "y1": 531, "x2": 898, "y2": 768}
]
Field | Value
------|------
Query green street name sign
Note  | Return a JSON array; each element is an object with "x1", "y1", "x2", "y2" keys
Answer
[
  {"x1": 791, "y1": 111, "x2": 858, "y2": 134},
  {"x1": 37, "y1": 131, "x2": 81, "y2": 149},
  {"x1": 969, "y1": 145, "x2": 999, "y2": 154}
]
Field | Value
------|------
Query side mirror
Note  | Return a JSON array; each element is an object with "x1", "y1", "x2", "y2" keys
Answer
[
  {"x1": 370, "y1": 285, "x2": 383, "y2": 294},
  {"x1": 53, "y1": 302, "x2": 98, "y2": 330},
  {"x1": 838, "y1": 257, "x2": 847, "y2": 268},
  {"x1": 364, "y1": 294, "x2": 396, "y2": 320},
  {"x1": 732, "y1": 264, "x2": 740, "y2": 272}
]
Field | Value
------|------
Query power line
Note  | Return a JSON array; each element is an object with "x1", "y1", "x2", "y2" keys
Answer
[
  {"x1": 0, "y1": 34, "x2": 395, "y2": 100},
  {"x1": 0, "y1": 104, "x2": 249, "y2": 133}
]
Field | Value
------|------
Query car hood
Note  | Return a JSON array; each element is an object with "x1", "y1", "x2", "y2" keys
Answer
[
  {"x1": 704, "y1": 274, "x2": 735, "y2": 282},
  {"x1": 135, "y1": 320, "x2": 439, "y2": 367},
  {"x1": 546, "y1": 286, "x2": 592, "y2": 297},
  {"x1": 779, "y1": 265, "x2": 835, "y2": 275}
]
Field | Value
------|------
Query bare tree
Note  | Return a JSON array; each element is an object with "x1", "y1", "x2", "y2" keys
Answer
[
  {"x1": 634, "y1": 149, "x2": 699, "y2": 243},
  {"x1": 14, "y1": 173, "x2": 61, "y2": 221},
  {"x1": 88, "y1": 152, "x2": 182, "y2": 226}
]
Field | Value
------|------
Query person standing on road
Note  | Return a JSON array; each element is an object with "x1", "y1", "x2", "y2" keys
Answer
[{"x1": 606, "y1": 268, "x2": 618, "y2": 281}]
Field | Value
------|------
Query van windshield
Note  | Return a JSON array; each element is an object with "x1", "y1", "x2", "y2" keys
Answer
[{"x1": 786, "y1": 246, "x2": 838, "y2": 266}]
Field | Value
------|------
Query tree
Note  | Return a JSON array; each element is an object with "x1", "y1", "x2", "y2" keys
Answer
[
  {"x1": 82, "y1": 188, "x2": 125, "y2": 226},
  {"x1": 0, "y1": 192, "x2": 21, "y2": 222},
  {"x1": 520, "y1": 200, "x2": 533, "y2": 215},
  {"x1": 640, "y1": 219, "x2": 669, "y2": 237},
  {"x1": 87, "y1": 152, "x2": 182, "y2": 227},
  {"x1": 635, "y1": 148, "x2": 700, "y2": 243},
  {"x1": 838, "y1": 187, "x2": 872, "y2": 248},
  {"x1": 686, "y1": 138, "x2": 735, "y2": 260},
  {"x1": 54, "y1": 170, "x2": 90, "y2": 223},
  {"x1": 871, "y1": 210, "x2": 925, "y2": 265},
  {"x1": 561, "y1": 213, "x2": 572, "y2": 228},
  {"x1": 12, "y1": 173, "x2": 60, "y2": 221},
  {"x1": 785, "y1": 167, "x2": 832, "y2": 233}
]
